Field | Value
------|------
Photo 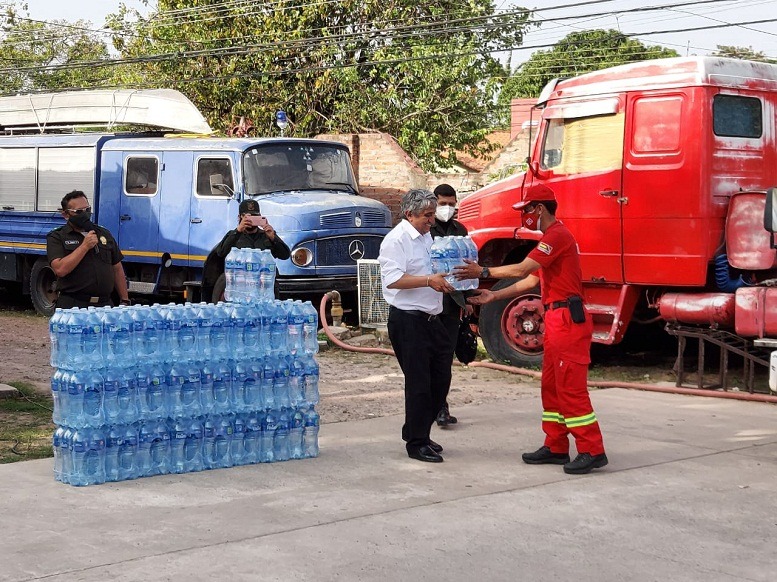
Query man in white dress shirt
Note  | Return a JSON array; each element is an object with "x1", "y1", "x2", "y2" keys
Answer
[{"x1": 379, "y1": 189, "x2": 455, "y2": 463}]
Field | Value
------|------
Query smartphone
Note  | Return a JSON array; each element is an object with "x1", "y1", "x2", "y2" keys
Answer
[{"x1": 247, "y1": 215, "x2": 268, "y2": 228}]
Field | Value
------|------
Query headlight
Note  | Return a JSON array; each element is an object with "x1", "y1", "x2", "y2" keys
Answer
[{"x1": 291, "y1": 247, "x2": 313, "y2": 267}]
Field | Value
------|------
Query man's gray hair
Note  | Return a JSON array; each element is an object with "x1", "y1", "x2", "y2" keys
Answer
[{"x1": 400, "y1": 189, "x2": 437, "y2": 217}]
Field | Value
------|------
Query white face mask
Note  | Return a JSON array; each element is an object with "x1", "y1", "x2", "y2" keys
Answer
[{"x1": 435, "y1": 205, "x2": 456, "y2": 223}]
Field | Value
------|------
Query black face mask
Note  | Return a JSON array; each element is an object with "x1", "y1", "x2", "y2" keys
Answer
[{"x1": 69, "y1": 211, "x2": 95, "y2": 231}]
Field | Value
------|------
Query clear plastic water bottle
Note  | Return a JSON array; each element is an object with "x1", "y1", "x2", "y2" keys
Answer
[
  {"x1": 302, "y1": 406, "x2": 320, "y2": 458},
  {"x1": 243, "y1": 307, "x2": 260, "y2": 352},
  {"x1": 146, "y1": 304, "x2": 167, "y2": 365},
  {"x1": 49, "y1": 309, "x2": 62, "y2": 368},
  {"x1": 83, "y1": 307, "x2": 104, "y2": 368},
  {"x1": 82, "y1": 369, "x2": 105, "y2": 428},
  {"x1": 302, "y1": 355, "x2": 320, "y2": 407},
  {"x1": 224, "y1": 248, "x2": 235, "y2": 303},
  {"x1": 230, "y1": 413, "x2": 246, "y2": 466},
  {"x1": 143, "y1": 363, "x2": 167, "y2": 420},
  {"x1": 289, "y1": 408, "x2": 304, "y2": 459},
  {"x1": 65, "y1": 307, "x2": 85, "y2": 371},
  {"x1": 430, "y1": 238, "x2": 445, "y2": 277},
  {"x1": 54, "y1": 309, "x2": 72, "y2": 370},
  {"x1": 209, "y1": 303, "x2": 229, "y2": 362},
  {"x1": 214, "y1": 415, "x2": 233, "y2": 469},
  {"x1": 229, "y1": 303, "x2": 247, "y2": 353},
  {"x1": 169, "y1": 417, "x2": 188, "y2": 474},
  {"x1": 259, "y1": 249, "x2": 276, "y2": 302},
  {"x1": 168, "y1": 361, "x2": 187, "y2": 419},
  {"x1": 232, "y1": 360, "x2": 249, "y2": 413},
  {"x1": 118, "y1": 366, "x2": 138, "y2": 425},
  {"x1": 185, "y1": 417, "x2": 204, "y2": 473},
  {"x1": 274, "y1": 355, "x2": 291, "y2": 410},
  {"x1": 118, "y1": 423, "x2": 138, "y2": 481},
  {"x1": 53, "y1": 425, "x2": 65, "y2": 481},
  {"x1": 243, "y1": 412, "x2": 261, "y2": 465},
  {"x1": 106, "y1": 306, "x2": 132, "y2": 368},
  {"x1": 243, "y1": 359, "x2": 263, "y2": 412},
  {"x1": 274, "y1": 407, "x2": 290, "y2": 462},
  {"x1": 136, "y1": 421, "x2": 154, "y2": 478},
  {"x1": 270, "y1": 301, "x2": 288, "y2": 356},
  {"x1": 245, "y1": 249, "x2": 262, "y2": 303},
  {"x1": 211, "y1": 359, "x2": 232, "y2": 415},
  {"x1": 65, "y1": 370, "x2": 85, "y2": 427},
  {"x1": 51, "y1": 368, "x2": 64, "y2": 425},
  {"x1": 200, "y1": 360, "x2": 215, "y2": 415},
  {"x1": 301, "y1": 301, "x2": 319, "y2": 355},
  {"x1": 260, "y1": 356, "x2": 276, "y2": 411},
  {"x1": 149, "y1": 419, "x2": 171, "y2": 476},
  {"x1": 70, "y1": 427, "x2": 106, "y2": 486},
  {"x1": 102, "y1": 367, "x2": 121, "y2": 426},
  {"x1": 257, "y1": 302, "x2": 272, "y2": 357},
  {"x1": 233, "y1": 248, "x2": 248, "y2": 304},
  {"x1": 195, "y1": 302, "x2": 213, "y2": 361},
  {"x1": 287, "y1": 300, "x2": 305, "y2": 356},
  {"x1": 104, "y1": 425, "x2": 122, "y2": 482},
  {"x1": 60, "y1": 426, "x2": 73, "y2": 484},
  {"x1": 177, "y1": 303, "x2": 198, "y2": 355},
  {"x1": 260, "y1": 410, "x2": 277, "y2": 463},
  {"x1": 164, "y1": 303, "x2": 183, "y2": 362},
  {"x1": 288, "y1": 355, "x2": 305, "y2": 408}
]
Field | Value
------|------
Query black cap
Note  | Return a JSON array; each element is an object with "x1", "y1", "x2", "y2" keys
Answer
[{"x1": 239, "y1": 199, "x2": 261, "y2": 214}]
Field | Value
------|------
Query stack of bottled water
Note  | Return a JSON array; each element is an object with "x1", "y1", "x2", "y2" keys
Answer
[
  {"x1": 429, "y1": 235, "x2": 479, "y2": 290},
  {"x1": 224, "y1": 248, "x2": 277, "y2": 304},
  {"x1": 50, "y1": 295, "x2": 320, "y2": 487}
]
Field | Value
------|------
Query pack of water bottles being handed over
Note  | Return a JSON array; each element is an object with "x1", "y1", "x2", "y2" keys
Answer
[{"x1": 430, "y1": 236, "x2": 479, "y2": 291}]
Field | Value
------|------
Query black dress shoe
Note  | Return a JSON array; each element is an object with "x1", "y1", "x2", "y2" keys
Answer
[
  {"x1": 563, "y1": 452, "x2": 608, "y2": 474},
  {"x1": 407, "y1": 445, "x2": 444, "y2": 463},
  {"x1": 521, "y1": 446, "x2": 570, "y2": 465},
  {"x1": 428, "y1": 440, "x2": 443, "y2": 453}
]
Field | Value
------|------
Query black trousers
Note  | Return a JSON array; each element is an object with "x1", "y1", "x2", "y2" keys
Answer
[
  {"x1": 388, "y1": 307, "x2": 453, "y2": 449},
  {"x1": 439, "y1": 313, "x2": 461, "y2": 414},
  {"x1": 55, "y1": 294, "x2": 113, "y2": 309}
]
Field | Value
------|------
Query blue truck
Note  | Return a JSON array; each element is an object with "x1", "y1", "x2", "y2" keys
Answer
[{"x1": 0, "y1": 91, "x2": 391, "y2": 315}]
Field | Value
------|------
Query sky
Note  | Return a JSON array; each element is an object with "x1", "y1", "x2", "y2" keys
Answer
[{"x1": 18, "y1": 0, "x2": 777, "y2": 64}]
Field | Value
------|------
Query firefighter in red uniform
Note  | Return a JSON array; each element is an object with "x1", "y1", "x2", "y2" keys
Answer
[{"x1": 453, "y1": 184, "x2": 608, "y2": 474}]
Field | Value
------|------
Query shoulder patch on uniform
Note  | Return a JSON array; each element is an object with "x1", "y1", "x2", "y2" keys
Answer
[{"x1": 537, "y1": 242, "x2": 553, "y2": 255}]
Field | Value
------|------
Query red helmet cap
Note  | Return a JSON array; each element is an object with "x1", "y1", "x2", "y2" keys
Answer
[{"x1": 513, "y1": 184, "x2": 557, "y2": 211}]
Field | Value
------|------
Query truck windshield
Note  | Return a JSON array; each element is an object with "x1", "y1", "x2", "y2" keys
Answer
[
  {"x1": 540, "y1": 113, "x2": 624, "y2": 174},
  {"x1": 243, "y1": 144, "x2": 358, "y2": 196}
]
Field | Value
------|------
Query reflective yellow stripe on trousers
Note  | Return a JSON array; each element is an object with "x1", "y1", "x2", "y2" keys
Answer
[{"x1": 564, "y1": 412, "x2": 598, "y2": 428}]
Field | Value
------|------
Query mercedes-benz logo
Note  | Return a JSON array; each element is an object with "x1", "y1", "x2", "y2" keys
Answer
[
  {"x1": 355, "y1": 212, "x2": 362, "y2": 227},
  {"x1": 349, "y1": 239, "x2": 365, "y2": 260}
]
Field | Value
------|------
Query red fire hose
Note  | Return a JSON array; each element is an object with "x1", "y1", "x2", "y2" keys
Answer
[{"x1": 319, "y1": 292, "x2": 777, "y2": 404}]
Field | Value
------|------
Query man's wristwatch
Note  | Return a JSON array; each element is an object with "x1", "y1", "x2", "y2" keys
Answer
[{"x1": 480, "y1": 266, "x2": 490, "y2": 279}]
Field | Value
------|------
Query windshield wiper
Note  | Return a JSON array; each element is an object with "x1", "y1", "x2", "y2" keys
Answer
[{"x1": 323, "y1": 181, "x2": 358, "y2": 194}]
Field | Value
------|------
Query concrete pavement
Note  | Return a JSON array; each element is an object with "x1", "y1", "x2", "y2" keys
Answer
[{"x1": 2, "y1": 387, "x2": 776, "y2": 582}]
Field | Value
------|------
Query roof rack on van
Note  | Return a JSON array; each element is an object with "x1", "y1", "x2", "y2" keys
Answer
[{"x1": 0, "y1": 88, "x2": 213, "y2": 135}]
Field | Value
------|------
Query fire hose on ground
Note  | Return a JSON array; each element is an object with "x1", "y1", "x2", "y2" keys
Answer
[{"x1": 319, "y1": 291, "x2": 777, "y2": 404}]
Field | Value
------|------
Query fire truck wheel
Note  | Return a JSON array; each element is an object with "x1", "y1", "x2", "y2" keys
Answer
[
  {"x1": 211, "y1": 273, "x2": 226, "y2": 303},
  {"x1": 30, "y1": 257, "x2": 58, "y2": 317},
  {"x1": 478, "y1": 277, "x2": 544, "y2": 368}
]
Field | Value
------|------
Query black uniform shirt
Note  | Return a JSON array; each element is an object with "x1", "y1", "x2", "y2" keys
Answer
[
  {"x1": 214, "y1": 229, "x2": 291, "y2": 260},
  {"x1": 46, "y1": 223, "x2": 123, "y2": 297}
]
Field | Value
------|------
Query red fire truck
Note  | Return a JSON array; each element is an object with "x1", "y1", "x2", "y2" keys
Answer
[{"x1": 458, "y1": 57, "x2": 777, "y2": 371}]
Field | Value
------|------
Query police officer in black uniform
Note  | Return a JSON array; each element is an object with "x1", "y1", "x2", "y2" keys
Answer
[
  {"x1": 213, "y1": 199, "x2": 291, "y2": 260},
  {"x1": 430, "y1": 183, "x2": 470, "y2": 427},
  {"x1": 47, "y1": 190, "x2": 130, "y2": 309}
]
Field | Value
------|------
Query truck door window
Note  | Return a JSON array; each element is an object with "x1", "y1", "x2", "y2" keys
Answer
[
  {"x1": 0, "y1": 148, "x2": 35, "y2": 211},
  {"x1": 540, "y1": 113, "x2": 624, "y2": 174},
  {"x1": 713, "y1": 94, "x2": 762, "y2": 138},
  {"x1": 37, "y1": 147, "x2": 95, "y2": 211},
  {"x1": 196, "y1": 158, "x2": 234, "y2": 197},
  {"x1": 125, "y1": 157, "x2": 159, "y2": 195}
]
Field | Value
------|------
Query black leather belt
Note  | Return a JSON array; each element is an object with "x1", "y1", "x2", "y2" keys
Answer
[
  {"x1": 390, "y1": 306, "x2": 439, "y2": 321},
  {"x1": 60, "y1": 292, "x2": 111, "y2": 304}
]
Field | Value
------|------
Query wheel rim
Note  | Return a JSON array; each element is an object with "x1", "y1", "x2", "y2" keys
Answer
[
  {"x1": 500, "y1": 294, "x2": 545, "y2": 357},
  {"x1": 38, "y1": 266, "x2": 58, "y2": 309}
]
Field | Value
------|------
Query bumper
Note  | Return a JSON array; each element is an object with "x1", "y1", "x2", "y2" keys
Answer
[{"x1": 277, "y1": 275, "x2": 357, "y2": 294}]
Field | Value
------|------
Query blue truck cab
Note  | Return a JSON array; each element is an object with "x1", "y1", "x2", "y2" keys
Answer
[{"x1": 0, "y1": 132, "x2": 391, "y2": 314}]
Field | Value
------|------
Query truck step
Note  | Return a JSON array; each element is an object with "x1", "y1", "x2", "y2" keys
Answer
[{"x1": 128, "y1": 281, "x2": 157, "y2": 294}]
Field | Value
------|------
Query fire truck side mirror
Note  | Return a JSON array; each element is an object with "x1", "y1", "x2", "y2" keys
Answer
[{"x1": 765, "y1": 187, "x2": 777, "y2": 248}]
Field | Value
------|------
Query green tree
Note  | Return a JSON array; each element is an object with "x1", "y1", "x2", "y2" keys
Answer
[
  {"x1": 107, "y1": 0, "x2": 532, "y2": 170},
  {"x1": 498, "y1": 29, "x2": 678, "y2": 120},
  {"x1": 0, "y1": 5, "x2": 112, "y2": 92},
  {"x1": 713, "y1": 45, "x2": 775, "y2": 63}
]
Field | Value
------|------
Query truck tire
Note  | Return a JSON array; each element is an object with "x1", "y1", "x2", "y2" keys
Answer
[
  {"x1": 211, "y1": 273, "x2": 226, "y2": 303},
  {"x1": 30, "y1": 257, "x2": 58, "y2": 316},
  {"x1": 479, "y1": 277, "x2": 544, "y2": 368}
]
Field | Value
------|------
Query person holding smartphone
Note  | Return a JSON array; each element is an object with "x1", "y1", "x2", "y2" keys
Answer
[{"x1": 213, "y1": 199, "x2": 291, "y2": 262}]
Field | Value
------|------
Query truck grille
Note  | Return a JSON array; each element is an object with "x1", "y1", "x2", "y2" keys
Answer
[
  {"x1": 320, "y1": 210, "x2": 387, "y2": 228},
  {"x1": 317, "y1": 236, "x2": 383, "y2": 266},
  {"x1": 457, "y1": 200, "x2": 481, "y2": 222}
]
